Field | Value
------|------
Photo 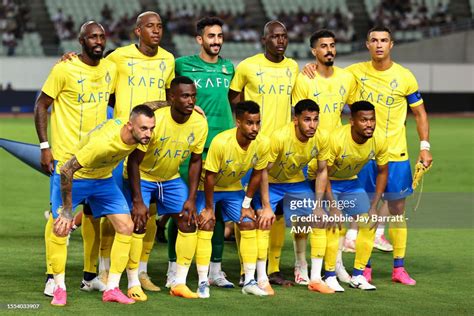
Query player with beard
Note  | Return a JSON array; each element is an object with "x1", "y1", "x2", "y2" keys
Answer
[
  {"x1": 164, "y1": 16, "x2": 235, "y2": 289},
  {"x1": 292, "y1": 29, "x2": 357, "y2": 287},
  {"x1": 34, "y1": 21, "x2": 117, "y2": 304}
]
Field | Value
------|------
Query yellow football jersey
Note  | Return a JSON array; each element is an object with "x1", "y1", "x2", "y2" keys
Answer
[
  {"x1": 64, "y1": 119, "x2": 148, "y2": 179},
  {"x1": 107, "y1": 44, "x2": 175, "y2": 121},
  {"x1": 203, "y1": 128, "x2": 270, "y2": 191},
  {"x1": 292, "y1": 66, "x2": 356, "y2": 133},
  {"x1": 127, "y1": 107, "x2": 208, "y2": 182},
  {"x1": 41, "y1": 57, "x2": 116, "y2": 165},
  {"x1": 324, "y1": 125, "x2": 388, "y2": 180},
  {"x1": 230, "y1": 53, "x2": 299, "y2": 136},
  {"x1": 267, "y1": 123, "x2": 329, "y2": 183},
  {"x1": 346, "y1": 61, "x2": 423, "y2": 161}
]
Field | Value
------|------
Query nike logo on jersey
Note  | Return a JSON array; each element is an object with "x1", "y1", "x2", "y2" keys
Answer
[
  {"x1": 313, "y1": 92, "x2": 321, "y2": 97},
  {"x1": 256, "y1": 71, "x2": 264, "y2": 76},
  {"x1": 225, "y1": 159, "x2": 233, "y2": 164},
  {"x1": 128, "y1": 62, "x2": 138, "y2": 67},
  {"x1": 77, "y1": 78, "x2": 86, "y2": 84},
  {"x1": 160, "y1": 136, "x2": 170, "y2": 142},
  {"x1": 361, "y1": 78, "x2": 369, "y2": 82}
]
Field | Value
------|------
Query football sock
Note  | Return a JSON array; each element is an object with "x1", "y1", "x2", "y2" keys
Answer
[
  {"x1": 234, "y1": 223, "x2": 244, "y2": 275},
  {"x1": 209, "y1": 262, "x2": 221, "y2": 277},
  {"x1": 99, "y1": 217, "x2": 114, "y2": 272},
  {"x1": 210, "y1": 205, "x2": 225, "y2": 263},
  {"x1": 240, "y1": 229, "x2": 257, "y2": 283},
  {"x1": 109, "y1": 233, "x2": 132, "y2": 274},
  {"x1": 45, "y1": 214, "x2": 53, "y2": 275},
  {"x1": 128, "y1": 233, "x2": 144, "y2": 270},
  {"x1": 354, "y1": 215, "x2": 376, "y2": 271},
  {"x1": 268, "y1": 215, "x2": 285, "y2": 274},
  {"x1": 82, "y1": 214, "x2": 100, "y2": 274},
  {"x1": 196, "y1": 230, "x2": 213, "y2": 283},
  {"x1": 324, "y1": 227, "x2": 340, "y2": 274},
  {"x1": 49, "y1": 233, "x2": 68, "y2": 287},
  {"x1": 175, "y1": 230, "x2": 197, "y2": 284},
  {"x1": 167, "y1": 218, "x2": 178, "y2": 262},
  {"x1": 140, "y1": 209, "x2": 157, "y2": 272},
  {"x1": 390, "y1": 218, "x2": 407, "y2": 265},
  {"x1": 256, "y1": 229, "x2": 270, "y2": 281},
  {"x1": 293, "y1": 232, "x2": 308, "y2": 268}
]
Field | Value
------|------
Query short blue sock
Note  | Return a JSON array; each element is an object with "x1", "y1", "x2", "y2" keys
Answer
[
  {"x1": 394, "y1": 258, "x2": 404, "y2": 268},
  {"x1": 352, "y1": 268, "x2": 364, "y2": 277},
  {"x1": 325, "y1": 271, "x2": 336, "y2": 278}
]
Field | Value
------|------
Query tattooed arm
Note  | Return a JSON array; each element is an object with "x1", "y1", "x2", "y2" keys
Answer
[
  {"x1": 55, "y1": 156, "x2": 82, "y2": 236},
  {"x1": 142, "y1": 100, "x2": 169, "y2": 111}
]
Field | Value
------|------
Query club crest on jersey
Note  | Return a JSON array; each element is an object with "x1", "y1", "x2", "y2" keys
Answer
[
  {"x1": 390, "y1": 79, "x2": 398, "y2": 90},
  {"x1": 286, "y1": 68, "x2": 293, "y2": 79},
  {"x1": 339, "y1": 85, "x2": 346, "y2": 97},
  {"x1": 222, "y1": 65, "x2": 228, "y2": 74},
  {"x1": 187, "y1": 132, "x2": 195, "y2": 145},
  {"x1": 368, "y1": 150, "x2": 376, "y2": 160},
  {"x1": 159, "y1": 61, "x2": 166, "y2": 72},
  {"x1": 105, "y1": 71, "x2": 111, "y2": 84},
  {"x1": 310, "y1": 146, "x2": 319, "y2": 158},
  {"x1": 251, "y1": 153, "x2": 258, "y2": 166}
]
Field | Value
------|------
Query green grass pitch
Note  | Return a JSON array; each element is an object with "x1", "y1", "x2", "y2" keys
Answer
[{"x1": 0, "y1": 117, "x2": 472, "y2": 314}]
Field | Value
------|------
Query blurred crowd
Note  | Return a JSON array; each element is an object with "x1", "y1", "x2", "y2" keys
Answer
[{"x1": 1, "y1": 0, "x2": 34, "y2": 56}]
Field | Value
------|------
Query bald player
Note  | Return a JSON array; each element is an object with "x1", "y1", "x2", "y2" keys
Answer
[{"x1": 229, "y1": 20, "x2": 299, "y2": 286}]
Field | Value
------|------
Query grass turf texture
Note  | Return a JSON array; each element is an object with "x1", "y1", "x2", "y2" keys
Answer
[{"x1": 0, "y1": 117, "x2": 472, "y2": 314}]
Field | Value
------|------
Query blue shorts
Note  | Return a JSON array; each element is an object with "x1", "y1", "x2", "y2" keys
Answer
[
  {"x1": 254, "y1": 181, "x2": 313, "y2": 212},
  {"x1": 240, "y1": 169, "x2": 252, "y2": 190},
  {"x1": 123, "y1": 177, "x2": 188, "y2": 215},
  {"x1": 358, "y1": 160, "x2": 413, "y2": 200},
  {"x1": 112, "y1": 160, "x2": 124, "y2": 190},
  {"x1": 330, "y1": 179, "x2": 371, "y2": 216},
  {"x1": 196, "y1": 190, "x2": 251, "y2": 223},
  {"x1": 51, "y1": 176, "x2": 129, "y2": 219}
]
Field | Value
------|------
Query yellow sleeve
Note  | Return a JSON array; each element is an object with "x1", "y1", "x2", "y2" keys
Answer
[
  {"x1": 41, "y1": 63, "x2": 65, "y2": 99},
  {"x1": 327, "y1": 134, "x2": 338, "y2": 167},
  {"x1": 346, "y1": 72, "x2": 358, "y2": 105},
  {"x1": 292, "y1": 73, "x2": 309, "y2": 105},
  {"x1": 109, "y1": 66, "x2": 118, "y2": 94},
  {"x1": 229, "y1": 60, "x2": 248, "y2": 92},
  {"x1": 75, "y1": 137, "x2": 101, "y2": 169},
  {"x1": 404, "y1": 69, "x2": 423, "y2": 107},
  {"x1": 316, "y1": 130, "x2": 330, "y2": 162},
  {"x1": 136, "y1": 142, "x2": 148, "y2": 153},
  {"x1": 105, "y1": 49, "x2": 119, "y2": 64},
  {"x1": 375, "y1": 138, "x2": 389, "y2": 166},
  {"x1": 204, "y1": 137, "x2": 223, "y2": 173},
  {"x1": 254, "y1": 138, "x2": 270, "y2": 170},
  {"x1": 192, "y1": 123, "x2": 208, "y2": 154},
  {"x1": 165, "y1": 60, "x2": 175, "y2": 89},
  {"x1": 268, "y1": 133, "x2": 283, "y2": 163}
]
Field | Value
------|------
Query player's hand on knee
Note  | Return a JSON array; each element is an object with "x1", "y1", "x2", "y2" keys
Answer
[
  {"x1": 239, "y1": 207, "x2": 256, "y2": 224},
  {"x1": 256, "y1": 207, "x2": 275, "y2": 230},
  {"x1": 54, "y1": 214, "x2": 73, "y2": 237},
  {"x1": 181, "y1": 199, "x2": 197, "y2": 226},
  {"x1": 198, "y1": 207, "x2": 215, "y2": 229},
  {"x1": 327, "y1": 207, "x2": 343, "y2": 232},
  {"x1": 131, "y1": 201, "x2": 149, "y2": 231},
  {"x1": 312, "y1": 207, "x2": 326, "y2": 229}
]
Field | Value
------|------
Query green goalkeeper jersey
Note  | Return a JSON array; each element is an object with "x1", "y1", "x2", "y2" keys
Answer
[{"x1": 175, "y1": 55, "x2": 235, "y2": 149}]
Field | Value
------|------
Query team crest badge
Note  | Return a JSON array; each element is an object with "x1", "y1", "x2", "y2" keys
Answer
[
  {"x1": 105, "y1": 71, "x2": 111, "y2": 84},
  {"x1": 159, "y1": 61, "x2": 166, "y2": 72},
  {"x1": 390, "y1": 79, "x2": 398, "y2": 90},
  {"x1": 310, "y1": 146, "x2": 319, "y2": 158},
  {"x1": 187, "y1": 132, "x2": 195, "y2": 145},
  {"x1": 222, "y1": 65, "x2": 228, "y2": 74},
  {"x1": 368, "y1": 150, "x2": 376, "y2": 160},
  {"x1": 286, "y1": 68, "x2": 292, "y2": 78},
  {"x1": 251, "y1": 153, "x2": 258, "y2": 165},
  {"x1": 339, "y1": 85, "x2": 346, "y2": 97}
]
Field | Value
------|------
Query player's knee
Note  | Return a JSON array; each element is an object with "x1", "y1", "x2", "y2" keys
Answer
[
  {"x1": 388, "y1": 199, "x2": 405, "y2": 215},
  {"x1": 176, "y1": 215, "x2": 196, "y2": 233},
  {"x1": 114, "y1": 219, "x2": 134, "y2": 235},
  {"x1": 239, "y1": 221, "x2": 255, "y2": 231},
  {"x1": 200, "y1": 219, "x2": 215, "y2": 232}
]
